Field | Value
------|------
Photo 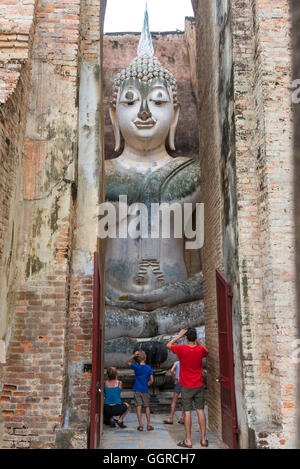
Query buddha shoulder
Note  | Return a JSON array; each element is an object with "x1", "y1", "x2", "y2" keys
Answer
[
  {"x1": 105, "y1": 158, "x2": 146, "y2": 204},
  {"x1": 104, "y1": 157, "x2": 200, "y2": 203},
  {"x1": 161, "y1": 156, "x2": 201, "y2": 202}
]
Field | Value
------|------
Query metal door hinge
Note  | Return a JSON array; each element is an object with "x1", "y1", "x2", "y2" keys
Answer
[{"x1": 87, "y1": 386, "x2": 101, "y2": 396}]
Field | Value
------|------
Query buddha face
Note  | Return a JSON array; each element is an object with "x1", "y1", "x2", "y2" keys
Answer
[{"x1": 110, "y1": 78, "x2": 180, "y2": 152}]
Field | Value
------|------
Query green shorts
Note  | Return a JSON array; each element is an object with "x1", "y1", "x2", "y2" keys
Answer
[{"x1": 181, "y1": 386, "x2": 205, "y2": 411}]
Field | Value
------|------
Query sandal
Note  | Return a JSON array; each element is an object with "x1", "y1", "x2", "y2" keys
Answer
[
  {"x1": 201, "y1": 440, "x2": 209, "y2": 447},
  {"x1": 114, "y1": 420, "x2": 127, "y2": 428},
  {"x1": 147, "y1": 425, "x2": 154, "y2": 431},
  {"x1": 178, "y1": 419, "x2": 185, "y2": 425},
  {"x1": 110, "y1": 421, "x2": 116, "y2": 428},
  {"x1": 177, "y1": 440, "x2": 192, "y2": 448},
  {"x1": 137, "y1": 426, "x2": 143, "y2": 432},
  {"x1": 163, "y1": 420, "x2": 173, "y2": 425}
]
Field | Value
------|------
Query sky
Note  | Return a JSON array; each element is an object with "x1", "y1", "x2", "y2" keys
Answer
[{"x1": 104, "y1": 0, "x2": 194, "y2": 33}]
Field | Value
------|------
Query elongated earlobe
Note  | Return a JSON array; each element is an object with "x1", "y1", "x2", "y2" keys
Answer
[
  {"x1": 109, "y1": 105, "x2": 121, "y2": 152},
  {"x1": 169, "y1": 104, "x2": 180, "y2": 151}
]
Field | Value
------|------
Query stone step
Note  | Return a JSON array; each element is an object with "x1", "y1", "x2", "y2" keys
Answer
[
  {"x1": 110, "y1": 368, "x2": 207, "y2": 413},
  {"x1": 120, "y1": 390, "x2": 183, "y2": 414},
  {"x1": 116, "y1": 368, "x2": 207, "y2": 390},
  {"x1": 122, "y1": 390, "x2": 178, "y2": 399}
]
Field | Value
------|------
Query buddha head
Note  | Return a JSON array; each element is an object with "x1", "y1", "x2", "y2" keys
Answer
[{"x1": 109, "y1": 7, "x2": 180, "y2": 153}]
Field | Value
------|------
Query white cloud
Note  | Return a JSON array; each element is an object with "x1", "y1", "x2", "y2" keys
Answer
[{"x1": 104, "y1": 0, "x2": 194, "y2": 33}]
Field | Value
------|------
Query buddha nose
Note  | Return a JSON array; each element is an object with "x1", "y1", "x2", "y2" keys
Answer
[{"x1": 138, "y1": 100, "x2": 152, "y2": 121}]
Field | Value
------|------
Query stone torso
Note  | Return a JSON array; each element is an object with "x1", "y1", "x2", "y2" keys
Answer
[
  {"x1": 106, "y1": 156, "x2": 200, "y2": 205},
  {"x1": 105, "y1": 156, "x2": 201, "y2": 299}
]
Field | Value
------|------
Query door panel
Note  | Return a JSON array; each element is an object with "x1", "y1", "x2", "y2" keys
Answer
[
  {"x1": 216, "y1": 269, "x2": 239, "y2": 449},
  {"x1": 89, "y1": 252, "x2": 102, "y2": 449}
]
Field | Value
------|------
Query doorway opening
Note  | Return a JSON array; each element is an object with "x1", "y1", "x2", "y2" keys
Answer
[{"x1": 98, "y1": 0, "x2": 239, "y2": 450}]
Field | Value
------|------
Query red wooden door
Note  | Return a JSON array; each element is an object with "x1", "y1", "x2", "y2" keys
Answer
[
  {"x1": 89, "y1": 252, "x2": 102, "y2": 449},
  {"x1": 216, "y1": 269, "x2": 239, "y2": 449}
]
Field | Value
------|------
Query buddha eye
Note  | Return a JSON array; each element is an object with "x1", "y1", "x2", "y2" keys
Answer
[
  {"x1": 151, "y1": 98, "x2": 167, "y2": 106},
  {"x1": 120, "y1": 89, "x2": 139, "y2": 106},
  {"x1": 150, "y1": 89, "x2": 169, "y2": 106},
  {"x1": 125, "y1": 91, "x2": 134, "y2": 100}
]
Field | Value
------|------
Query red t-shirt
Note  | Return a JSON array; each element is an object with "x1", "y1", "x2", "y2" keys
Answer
[{"x1": 171, "y1": 344, "x2": 208, "y2": 388}]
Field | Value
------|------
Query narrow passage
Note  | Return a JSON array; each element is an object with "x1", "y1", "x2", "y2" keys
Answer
[{"x1": 101, "y1": 409, "x2": 227, "y2": 450}]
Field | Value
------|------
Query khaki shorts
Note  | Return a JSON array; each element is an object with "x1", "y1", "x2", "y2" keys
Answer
[
  {"x1": 181, "y1": 386, "x2": 205, "y2": 411},
  {"x1": 134, "y1": 391, "x2": 150, "y2": 408}
]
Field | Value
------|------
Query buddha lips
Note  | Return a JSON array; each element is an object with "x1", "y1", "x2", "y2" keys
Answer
[{"x1": 97, "y1": 196, "x2": 204, "y2": 250}]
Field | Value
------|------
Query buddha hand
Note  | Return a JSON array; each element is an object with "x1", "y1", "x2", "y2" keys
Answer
[{"x1": 106, "y1": 274, "x2": 203, "y2": 312}]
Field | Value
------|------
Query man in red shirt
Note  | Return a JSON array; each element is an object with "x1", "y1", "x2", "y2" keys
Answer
[{"x1": 167, "y1": 328, "x2": 208, "y2": 448}]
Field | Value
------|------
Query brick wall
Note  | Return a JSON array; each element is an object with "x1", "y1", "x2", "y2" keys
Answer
[
  {"x1": 1, "y1": 273, "x2": 69, "y2": 448},
  {"x1": 0, "y1": 1, "x2": 38, "y2": 444},
  {"x1": 192, "y1": 0, "x2": 297, "y2": 448},
  {"x1": 0, "y1": 0, "x2": 81, "y2": 448},
  {"x1": 0, "y1": 0, "x2": 37, "y2": 294},
  {"x1": 80, "y1": 0, "x2": 102, "y2": 62},
  {"x1": 191, "y1": 0, "x2": 224, "y2": 439},
  {"x1": 62, "y1": 0, "x2": 103, "y2": 441},
  {"x1": 0, "y1": 64, "x2": 30, "y2": 284},
  {"x1": 0, "y1": 0, "x2": 37, "y2": 104},
  {"x1": 33, "y1": 0, "x2": 80, "y2": 82},
  {"x1": 66, "y1": 275, "x2": 93, "y2": 427},
  {"x1": 232, "y1": 0, "x2": 297, "y2": 448},
  {"x1": 0, "y1": 0, "x2": 37, "y2": 375},
  {"x1": 231, "y1": 0, "x2": 272, "y2": 438}
]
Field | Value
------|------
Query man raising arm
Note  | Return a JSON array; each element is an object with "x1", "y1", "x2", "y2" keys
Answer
[
  {"x1": 166, "y1": 329, "x2": 187, "y2": 350},
  {"x1": 167, "y1": 328, "x2": 209, "y2": 448},
  {"x1": 166, "y1": 329, "x2": 208, "y2": 353}
]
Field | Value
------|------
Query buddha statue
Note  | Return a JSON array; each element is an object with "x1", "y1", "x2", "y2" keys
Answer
[{"x1": 103, "y1": 8, "x2": 204, "y2": 365}]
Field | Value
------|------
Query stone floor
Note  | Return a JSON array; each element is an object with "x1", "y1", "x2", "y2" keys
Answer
[{"x1": 101, "y1": 408, "x2": 227, "y2": 450}]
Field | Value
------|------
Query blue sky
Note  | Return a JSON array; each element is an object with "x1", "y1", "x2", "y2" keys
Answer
[{"x1": 104, "y1": 0, "x2": 194, "y2": 33}]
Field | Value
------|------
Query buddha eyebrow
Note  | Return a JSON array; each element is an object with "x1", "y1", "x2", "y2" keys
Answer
[
  {"x1": 150, "y1": 85, "x2": 167, "y2": 91},
  {"x1": 150, "y1": 90, "x2": 170, "y2": 100},
  {"x1": 149, "y1": 85, "x2": 170, "y2": 97}
]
